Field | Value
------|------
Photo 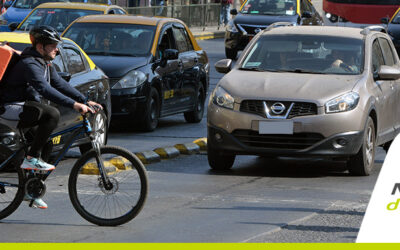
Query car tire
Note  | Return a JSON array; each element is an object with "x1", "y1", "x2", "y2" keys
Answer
[
  {"x1": 184, "y1": 85, "x2": 205, "y2": 123},
  {"x1": 225, "y1": 47, "x2": 238, "y2": 60},
  {"x1": 79, "y1": 109, "x2": 108, "y2": 154},
  {"x1": 141, "y1": 87, "x2": 160, "y2": 132},
  {"x1": 347, "y1": 117, "x2": 375, "y2": 176},
  {"x1": 207, "y1": 145, "x2": 235, "y2": 170}
]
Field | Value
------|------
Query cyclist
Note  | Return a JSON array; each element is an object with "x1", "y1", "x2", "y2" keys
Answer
[{"x1": 0, "y1": 25, "x2": 102, "y2": 209}]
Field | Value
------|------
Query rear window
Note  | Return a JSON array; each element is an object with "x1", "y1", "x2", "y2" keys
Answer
[{"x1": 13, "y1": 0, "x2": 66, "y2": 9}]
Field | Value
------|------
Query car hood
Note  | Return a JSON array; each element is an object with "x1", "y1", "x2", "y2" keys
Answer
[
  {"x1": 89, "y1": 55, "x2": 149, "y2": 78},
  {"x1": 233, "y1": 14, "x2": 299, "y2": 26},
  {"x1": 388, "y1": 23, "x2": 400, "y2": 40},
  {"x1": 219, "y1": 70, "x2": 363, "y2": 106}
]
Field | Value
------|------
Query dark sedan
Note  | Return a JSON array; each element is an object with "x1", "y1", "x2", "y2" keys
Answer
[
  {"x1": 62, "y1": 15, "x2": 210, "y2": 131},
  {"x1": 382, "y1": 8, "x2": 400, "y2": 55},
  {"x1": 0, "y1": 33, "x2": 111, "y2": 160},
  {"x1": 225, "y1": 0, "x2": 323, "y2": 59}
]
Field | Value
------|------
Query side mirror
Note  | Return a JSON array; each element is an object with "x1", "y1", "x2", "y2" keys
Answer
[
  {"x1": 215, "y1": 59, "x2": 232, "y2": 74},
  {"x1": 381, "y1": 17, "x2": 389, "y2": 24},
  {"x1": 230, "y1": 9, "x2": 238, "y2": 16},
  {"x1": 377, "y1": 65, "x2": 400, "y2": 80},
  {"x1": 58, "y1": 72, "x2": 72, "y2": 82},
  {"x1": 162, "y1": 49, "x2": 179, "y2": 61},
  {"x1": 8, "y1": 23, "x2": 19, "y2": 32},
  {"x1": 301, "y1": 11, "x2": 313, "y2": 19}
]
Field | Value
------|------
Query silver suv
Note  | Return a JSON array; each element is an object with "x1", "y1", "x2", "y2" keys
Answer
[{"x1": 208, "y1": 25, "x2": 400, "y2": 176}]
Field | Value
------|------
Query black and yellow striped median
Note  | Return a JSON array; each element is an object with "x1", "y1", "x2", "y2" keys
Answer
[{"x1": 80, "y1": 138, "x2": 207, "y2": 174}]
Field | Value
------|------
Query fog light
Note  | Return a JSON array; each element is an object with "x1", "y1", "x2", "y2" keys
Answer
[
  {"x1": 333, "y1": 138, "x2": 348, "y2": 149},
  {"x1": 1, "y1": 137, "x2": 12, "y2": 145},
  {"x1": 215, "y1": 133, "x2": 223, "y2": 142}
]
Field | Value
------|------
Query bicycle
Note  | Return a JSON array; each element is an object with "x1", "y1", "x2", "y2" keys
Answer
[{"x1": 0, "y1": 108, "x2": 148, "y2": 226}]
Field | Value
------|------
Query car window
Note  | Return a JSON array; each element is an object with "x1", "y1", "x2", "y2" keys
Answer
[
  {"x1": 63, "y1": 47, "x2": 86, "y2": 75},
  {"x1": 241, "y1": 0, "x2": 297, "y2": 16},
  {"x1": 18, "y1": 8, "x2": 103, "y2": 33},
  {"x1": 157, "y1": 27, "x2": 176, "y2": 59},
  {"x1": 172, "y1": 27, "x2": 191, "y2": 53},
  {"x1": 372, "y1": 39, "x2": 385, "y2": 74},
  {"x1": 379, "y1": 38, "x2": 396, "y2": 66},
  {"x1": 13, "y1": 0, "x2": 65, "y2": 9},
  {"x1": 63, "y1": 23, "x2": 156, "y2": 57},
  {"x1": 52, "y1": 51, "x2": 66, "y2": 72}
]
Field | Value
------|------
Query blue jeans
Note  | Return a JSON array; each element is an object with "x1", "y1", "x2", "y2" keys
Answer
[{"x1": 220, "y1": 3, "x2": 230, "y2": 26}]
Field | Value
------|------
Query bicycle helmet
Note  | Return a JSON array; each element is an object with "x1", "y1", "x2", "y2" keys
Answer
[{"x1": 29, "y1": 25, "x2": 62, "y2": 46}]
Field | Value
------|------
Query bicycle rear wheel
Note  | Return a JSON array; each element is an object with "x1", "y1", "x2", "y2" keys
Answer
[
  {"x1": 0, "y1": 165, "x2": 25, "y2": 220},
  {"x1": 68, "y1": 146, "x2": 148, "y2": 226}
]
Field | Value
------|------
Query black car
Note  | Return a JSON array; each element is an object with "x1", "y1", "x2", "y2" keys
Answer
[
  {"x1": 382, "y1": 9, "x2": 400, "y2": 55},
  {"x1": 225, "y1": 0, "x2": 323, "y2": 59},
  {"x1": 0, "y1": 36, "x2": 111, "y2": 163},
  {"x1": 62, "y1": 15, "x2": 210, "y2": 131}
]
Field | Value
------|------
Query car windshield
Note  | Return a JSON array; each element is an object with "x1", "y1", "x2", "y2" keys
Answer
[
  {"x1": 13, "y1": 0, "x2": 65, "y2": 9},
  {"x1": 241, "y1": 0, "x2": 297, "y2": 15},
  {"x1": 63, "y1": 23, "x2": 156, "y2": 57},
  {"x1": 241, "y1": 34, "x2": 364, "y2": 75},
  {"x1": 18, "y1": 8, "x2": 103, "y2": 32},
  {"x1": 392, "y1": 11, "x2": 400, "y2": 24},
  {"x1": 7, "y1": 42, "x2": 30, "y2": 51}
]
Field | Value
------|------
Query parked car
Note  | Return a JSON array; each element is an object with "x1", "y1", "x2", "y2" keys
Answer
[
  {"x1": 0, "y1": 0, "x2": 112, "y2": 32},
  {"x1": 62, "y1": 15, "x2": 210, "y2": 131},
  {"x1": 0, "y1": 32, "x2": 111, "y2": 157},
  {"x1": 225, "y1": 0, "x2": 323, "y2": 60},
  {"x1": 209, "y1": 25, "x2": 400, "y2": 176},
  {"x1": 8, "y1": 2, "x2": 126, "y2": 33}
]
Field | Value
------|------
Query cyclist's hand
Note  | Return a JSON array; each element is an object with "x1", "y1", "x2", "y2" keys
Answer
[
  {"x1": 87, "y1": 101, "x2": 103, "y2": 111},
  {"x1": 73, "y1": 102, "x2": 94, "y2": 115}
]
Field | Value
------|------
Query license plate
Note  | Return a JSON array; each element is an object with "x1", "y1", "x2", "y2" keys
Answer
[{"x1": 259, "y1": 121, "x2": 293, "y2": 134}]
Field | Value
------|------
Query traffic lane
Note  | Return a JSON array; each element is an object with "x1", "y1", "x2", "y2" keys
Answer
[
  {"x1": 106, "y1": 38, "x2": 228, "y2": 153},
  {"x1": 0, "y1": 151, "x2": 380, "y2": 242}
]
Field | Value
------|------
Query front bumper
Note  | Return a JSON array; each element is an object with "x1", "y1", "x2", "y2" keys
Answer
[
  {"x1": 208, "y1": 125, "x2": 363, "y2": 157},
  {"x1": 225, "y1": 30, "x2": 251, "y2": 51}
]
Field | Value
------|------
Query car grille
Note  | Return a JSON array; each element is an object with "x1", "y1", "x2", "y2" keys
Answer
[
  {"x1": 237, "y1": 24, "x2": 268, "y2": 35},
  {"x1": 232, "y1": 130, "x2": 324, "y2": 150},
  {"x1": 240, "y1": 100, "x2": 318, "y2": 119}
]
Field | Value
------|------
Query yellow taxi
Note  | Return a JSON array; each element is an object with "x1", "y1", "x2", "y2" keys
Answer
[
  {"x1": 9, "y1": 2, "x2": 126, "y2": 33},
  {"x1": 62, "y1": 15, "x2": 210, "y2": 131},
  {"x1": 0, "y1": 31, "x2": 111, "y2": 154}
]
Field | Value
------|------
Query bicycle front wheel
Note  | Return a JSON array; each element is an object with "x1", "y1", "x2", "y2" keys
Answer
[
  {"x1": 68, "y1": 146, "x2": 148, "y2": 226},
  {"x1": 0, "y1": 165, "x2": 25, "y2": 220}
]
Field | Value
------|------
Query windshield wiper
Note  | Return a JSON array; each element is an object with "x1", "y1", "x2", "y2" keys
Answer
[
  {"x1": 265, "y1": 68, "x2": 327, "y2": 74},
  {"x1": 87, "y1": 51, "x2": 137, "y2": 57},
  {"x1": 239, "y1": 67, "x2": 264, "y2": 72}
]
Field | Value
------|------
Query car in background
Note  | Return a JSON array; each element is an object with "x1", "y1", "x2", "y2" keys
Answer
[
  {"x1": 381, "y1": 8, "x2": 400, "y2": 55},
  {"x1": 0, "y1": 0, "x2": 112, "y2": 32},
  {"x1": 8, "y1": 2, "x2": 126, "y2": 33},
  {"x1": 225, "y1": 0, "x2": 323, "y2": 60},
  {"x1": 62, "y1": 15, "x2": 210, "y2": 131},
  {"x1": 209, "y1": 25, "x2": 400, "y2": 176},
  {"x1": 0, "y1": 32, "x2": 111, "y2": 158}
]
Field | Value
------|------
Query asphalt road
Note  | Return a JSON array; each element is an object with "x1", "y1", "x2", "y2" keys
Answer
[{"x1": 0, "y1": 37, "x2": 385, "y2": 242}]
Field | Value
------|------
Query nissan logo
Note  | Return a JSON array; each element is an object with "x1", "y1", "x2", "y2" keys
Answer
[
  {"x1": 254, "y1": 28, "x2": 262, "y2": 34},
  {"x1": 271, "y1": 102, "x2": 286, "y2": 115}
]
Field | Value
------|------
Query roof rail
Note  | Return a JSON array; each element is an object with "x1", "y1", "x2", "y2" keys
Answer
[
  {"x1": 360, "y1": 25, "x2": 387, "y2": 35},
  {"x1": 265, "y1": 22, "x2": 295, "y2": 32}
]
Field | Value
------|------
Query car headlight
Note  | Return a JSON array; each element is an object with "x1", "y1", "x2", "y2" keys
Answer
[
  {"x1": 325, "y1": 92, "x2": 359, "y2": 113},
  {"x1": 112, "y1": 70, "x2": 147, "y2": 89},
  {"x1": 226, "y1": 20, "x2": 238, "y2": 33},
  {"x1": 212, "y1": 86, "x2": 234, "y2": 109}
]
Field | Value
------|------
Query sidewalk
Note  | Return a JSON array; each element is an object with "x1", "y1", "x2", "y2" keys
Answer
[{"x1": 190, "y1": 25, "x2": 225, "y2": 40}]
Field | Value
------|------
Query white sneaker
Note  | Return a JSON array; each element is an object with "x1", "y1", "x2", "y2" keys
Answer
[
  {"x1": 21, "y1": 157, "x2": 55, "y2": 171},
  {"x1": 24, "y1": 194, "x2": 48, "y2": 209}
]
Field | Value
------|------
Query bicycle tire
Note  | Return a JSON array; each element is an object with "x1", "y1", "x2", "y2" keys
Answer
[
  {"x1": 0, "y1": 166, "x2": 25, "y2": 220},
  {"x1": 68, "y1": 145, "x2": 148, "y2": 226}
]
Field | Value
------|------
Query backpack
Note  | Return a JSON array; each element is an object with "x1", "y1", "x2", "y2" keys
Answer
[{"x1": 0, "y1": 42, "x2": 21, "y2": 83}]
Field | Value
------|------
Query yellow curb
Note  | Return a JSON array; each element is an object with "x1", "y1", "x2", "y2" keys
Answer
[
  {"x1": 174, "y1": 143, "x2": 200, "y2": 155},
  {"x1": 154, "y1": 146, "x2": 180, "y2": 159},
  {"x1": 109, "y1": 156, "x2": 133, "y2": 170},
  {"x1": 81, "y1": 161, "x2": 117, "y2": 175},
  {"x1": 135, "y1": 150, "x2": 161, "y2": 164},
  {"x1": 193, "y1": 137, "x2": 207, "y2": 151}
]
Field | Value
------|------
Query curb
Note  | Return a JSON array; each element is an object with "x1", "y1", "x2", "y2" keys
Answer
[
  {"x1": 135, "y1": 150, "x2": 161, "y2": 164},
  {"x1": 174, "y1": 142, "x2": 200, "y2": 155},
  {"x1": 154, "y1": 146, "x2": 180, "y2": 159},
  {"x1": 193, "y1": 31, "x2": 225, "y2": 40}
]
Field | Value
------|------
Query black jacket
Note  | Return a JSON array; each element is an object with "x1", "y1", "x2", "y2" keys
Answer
[{"x1": 0, "y1": 47, "x2": 85, "y2": 108}]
